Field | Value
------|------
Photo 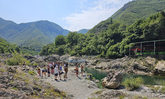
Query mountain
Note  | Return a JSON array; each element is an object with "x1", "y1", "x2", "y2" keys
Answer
[
  {"x1": 77, "y1": 29, "x2": 89, "y2": 34},
  {"x1": 89, "y1": 0, "x2": 165, "y2": 34},
  {"x1": 0, "y1": 18, "x2": 69, "y2": 51}
]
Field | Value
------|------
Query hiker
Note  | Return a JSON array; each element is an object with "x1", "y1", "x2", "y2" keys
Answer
[
  {"x1": 51, "y1": 62, "x2": 54, "y2": 75},
  {"x1": 54, "y1": 63, "x2": 59, "y2": 81},
  {"x1": 75, "y1": 64, "x2": 79, "y2": 77},
  {"x1": 47, "y1": 63, "x2": 51, "y2": 77},
  {"x1": 64, "y1": 62, "x2": 68, "y2": 80},
  {"x1": 42, "y1": 65, "x2": 47, "y2": 78},
  {"x1": 59, "y1": 63, "x2": 64, "y2": 80},
  {"x1": 37, "y1": 66, "x2": 41, "y2": 76},
  {"x1": 23, "y1": 62, "x2": 26, "y2": 68},
  {"x1": 80, "y1": 64, "x2": 84, "y2": 76}
]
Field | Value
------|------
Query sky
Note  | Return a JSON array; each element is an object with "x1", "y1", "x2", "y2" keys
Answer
[{"x1": 0, "y1": 0, "x2": 132, "y2": 31}]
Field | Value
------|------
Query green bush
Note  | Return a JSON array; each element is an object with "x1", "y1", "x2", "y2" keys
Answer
[
  {"x1": 123, "y1": 77, "x2": 144, "y2": 91},
  {"x1": 28, "y1": 70, "x2": 37, "y2": 75},
  {"x1": 6, "y1": 51, "x2": 30, "y2": 66},
  {"x1": 31, "y1": 62, "x2": 38, "y2": 67}
]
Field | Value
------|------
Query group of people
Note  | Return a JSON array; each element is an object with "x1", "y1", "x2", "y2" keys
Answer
[
  {"x1": 36, "y1": 62, "x2": 85, "y2": 81},
  {"x1": 37, "y1": 62, "x2": 68, "y2": 81}
]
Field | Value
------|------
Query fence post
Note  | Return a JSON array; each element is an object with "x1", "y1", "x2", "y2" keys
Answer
[
  {"x1": 154, "y1": 41, "x2": 156, "y2": 55},
  {"x1": 140, "y1": 42, "x2": 142, "y2": 55}
]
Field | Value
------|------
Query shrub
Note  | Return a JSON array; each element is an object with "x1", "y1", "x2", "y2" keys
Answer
[
  {"x1": 28, "y1": 70, "x2": 37, "y2": 75},
  {"x1": 160, "y1": 86, "x2": 165, "y2": 94},
  {"x1": 123, "y1": 77, "x2": 144, "y2": 91},
  {"x1": 6, "y1": 51, "x2": 30, "y2": 66}
]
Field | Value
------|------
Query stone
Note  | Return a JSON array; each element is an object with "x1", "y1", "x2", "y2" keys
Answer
[
  {"x1": 99, "y1": 90, "x2": 125, "y2": 99},
  {"x1": 95, "y1": 62, "x2": 109, "y2": 70},
  {"x1": 102, "y1": 71, "x2": 123, "y2": 89},
  {"x1": 88, "y1": 81, "x2": 97, "y2": 88},
  {"x1": 43, "y1": 55, "x2": 60, "y2": 62},
  {"x1": 60, "y1": 55, "x2": 70, "y2": 62},
  {"x1": 7, "y1": 67, "x2": 17, "y2": 73},
  {"x1": 132, "y1": 62, "x2": 149, "y2": 72},
  {"x1": 154, "y1": 61, "x2": 165, "y2": 75},
  {"x1": 145, "y1": 56, "x2": 157, "y2": 66}
]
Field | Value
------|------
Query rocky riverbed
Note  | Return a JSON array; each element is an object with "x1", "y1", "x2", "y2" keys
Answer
[{"x1": 1, "y1": 54, "x2": 165, "y2": 99}]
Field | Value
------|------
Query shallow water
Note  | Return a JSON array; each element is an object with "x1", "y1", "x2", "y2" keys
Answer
[
  {"x1": 85, "y1": 67, "x2": 107, "y2": 80},
  {"x1": 85, "y1": 68, "x2": 165, "y2": 85}
]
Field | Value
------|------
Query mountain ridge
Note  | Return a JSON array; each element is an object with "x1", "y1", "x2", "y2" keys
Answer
[
  {"x1": 88, "y1": 0, "x2": 165, "y2": 34},
  {"x1": 0, "y1": 18, "x2": 69, "y2": 51}
]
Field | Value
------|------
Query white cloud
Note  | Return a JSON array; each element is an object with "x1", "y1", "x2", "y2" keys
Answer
[{"x1": 64, "y1": 0, "x2": 132, "y2": 31}]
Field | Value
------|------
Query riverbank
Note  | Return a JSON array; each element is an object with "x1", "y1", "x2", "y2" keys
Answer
[{"x1": 41, "y1": 67, "x2": 100, "y2": 99}]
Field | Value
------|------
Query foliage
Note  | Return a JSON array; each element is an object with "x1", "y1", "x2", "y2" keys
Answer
[
  {"x1": 111, "y1": 0, "x2": 165, "y2": 25},
  {"x1": 28, "y1": 70, "x2": 37, "y2": 75},
  {"x1": 55, "y1": 35, "x2": 66, "y2": 46},
  {"x1": 40, "y1": 11, "x2": 165, "y2": 58},
  {"x1": 0, "y1": 37, "x2": 20, "y2": 54},
  {"x1": 122, "y1": 77, "x2": 144, "y2": 91},
  {"x1": 6, "y1": 51, "x2": 30, "y2": 66}
]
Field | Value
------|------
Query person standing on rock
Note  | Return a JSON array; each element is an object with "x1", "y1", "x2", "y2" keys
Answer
[
  {"x1": 64, "y1": 62, "x2": 68, "y2": 80},
  {"x1": 54, "y1": 63, "x2": 59, "y2": 81}
]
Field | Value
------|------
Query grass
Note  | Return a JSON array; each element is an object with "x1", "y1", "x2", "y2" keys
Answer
[
  {"x1": 28, "y1": 70, "x2": 37, "y2": 76},
  {"x1": 0, "y1": 68, "x2": 6, "y2": 72},
  {"x1": 123, "y1": 74, "x2": 165, "y2": 86},
  {"x1": 122, "y1": 77, "x2": 144, "y2": 91},
  {"x1": 160, "y1": 86, "x2": 165, "y2": 94}
]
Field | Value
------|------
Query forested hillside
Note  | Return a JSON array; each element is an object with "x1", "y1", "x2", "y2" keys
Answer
[
  {"x1": 40, "y1": 12, "x2": 165, "y2": 58},
  {"x1": 89, "y1": 0, "x2": 165, "y2": 34},
  {"x1": 0, "y1": 18, "x2": 69, "y2": 51}
]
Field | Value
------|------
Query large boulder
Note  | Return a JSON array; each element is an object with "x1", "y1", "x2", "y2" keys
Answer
[
  {"x1": 145, "y1": 56, "x2": 157, "y2": 66},
  {"x1": 132, "y1": 62, "x2": 150, "y2": 72},
  {"x1": 43, "y1": 55, "x2": 60, "y2": 62},
  {"x1": 60, "y1": 55, "x2": 70, "y2": 62},
  {"x1": 102, "y1": 71, "x2": 123, "y2": 89},
  {"x1": 95, "y1": 62, "x2": 109, "y2": 70},
  {"x1": 24, "y1": 55, "x2": 36, "y2": 62},
  {"x1": 154, "y1": 61, "x2": 165, "y2": 75}
]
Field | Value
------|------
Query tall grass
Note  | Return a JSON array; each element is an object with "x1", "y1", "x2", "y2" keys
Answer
[
  {"x1": 123, "y1": 74, "x2": 165, "y2": 86},
  {"x1": 122, "y1": 77, "x2": 144, "y2": 90}
]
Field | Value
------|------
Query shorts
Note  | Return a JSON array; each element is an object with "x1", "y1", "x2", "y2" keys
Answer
[
  {"x1": 42, "y1": 70, "x2": 46, "y2": 72},
  {"x1": 59, "y1": 71, "x2": 64, "y2": 75},
  {"x1": 54, "y1": 73, "x2": 58, "y2": 76}
]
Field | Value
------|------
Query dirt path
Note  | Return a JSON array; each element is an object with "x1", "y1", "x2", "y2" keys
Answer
[{"x1": 41, "y1": 67, "x2": 100, "y2": 99}]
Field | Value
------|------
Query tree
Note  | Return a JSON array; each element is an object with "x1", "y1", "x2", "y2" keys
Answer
[{"x1": 55, "y1": 35, "x2": 66, "y2": 46}]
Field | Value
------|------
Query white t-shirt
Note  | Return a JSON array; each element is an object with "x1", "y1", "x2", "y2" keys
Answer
[{"x1": 54, "y1": 65, "x2": 59, "y2": 74}]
